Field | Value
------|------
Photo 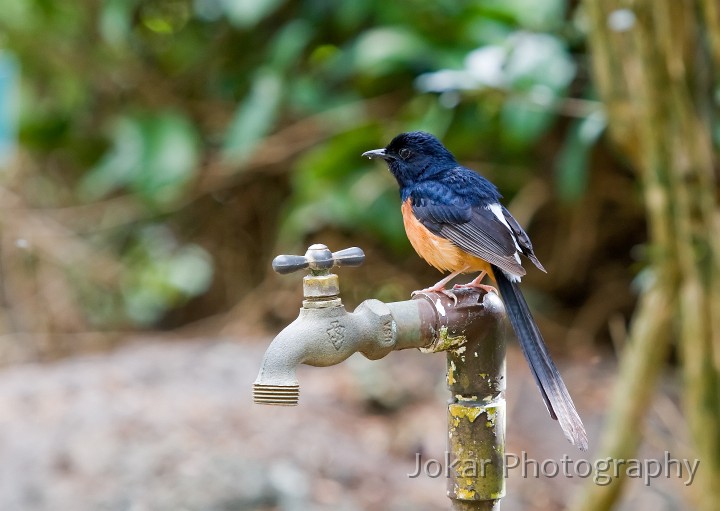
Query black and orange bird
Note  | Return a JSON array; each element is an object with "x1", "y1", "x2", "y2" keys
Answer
[{"x1": 363, "y1": 131, "x2": 587, "y2": 450}]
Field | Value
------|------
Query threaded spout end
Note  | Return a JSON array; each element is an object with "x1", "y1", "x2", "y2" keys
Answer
[{"x1": 253, "y1": 384, "x2": 300, "y2": 406}]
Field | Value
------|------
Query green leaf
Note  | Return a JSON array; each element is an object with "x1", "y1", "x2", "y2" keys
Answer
[
  {"x1": 222, "y1": 68, "x2": 283, "y2": 164},
  {"x1": 132, "y1": 113, "x2": 200, "y2": 203},
  {"x1": 221, "y1": 0, "x2": 285, "y2": 28},
  {"x1": 352, "y1": 26, "x2": 430, "y2": 76},
  {"x1": 80, "y1": 112, "x2": 200, "y2": 205},
  {"x1": 100, "y1": 0, "x2": 138, "y2": 46},
  {"x1": 121, "y1": 226, "x2": 214, "y2": 326},
  {"x1": 504, "y1": 32, "x2": 576, "y2": 94},
  {"x1": 480, "y1": 0, "x2": 567, "y2": 30},
  {"x1": 166, "y1": 245, "x2": 214, "y2": 295},
  {"x1": 268, "y1": 20, "x2": 312, "y2": 72},
  {"x1": 80, "y1": 117, "x2": 144, "y2": 199}
]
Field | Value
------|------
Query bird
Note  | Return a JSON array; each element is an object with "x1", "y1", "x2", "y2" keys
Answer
[{"x1": 362, "y1": 131, "x2": 588, "y2": 450}]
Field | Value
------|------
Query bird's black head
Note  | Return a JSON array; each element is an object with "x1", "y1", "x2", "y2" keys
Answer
[{"x1": 362, "y1": 131, "x2": 457, "y2": 188}]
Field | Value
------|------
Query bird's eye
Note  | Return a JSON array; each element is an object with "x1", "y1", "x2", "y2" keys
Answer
[{"x1": 399, "y1": 148, "x2": 412, "y2": 160}]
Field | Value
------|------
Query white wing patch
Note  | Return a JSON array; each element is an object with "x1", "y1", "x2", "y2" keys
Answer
[{"x1": 486, "y1": 203, "x2": 523, "y2": 264}]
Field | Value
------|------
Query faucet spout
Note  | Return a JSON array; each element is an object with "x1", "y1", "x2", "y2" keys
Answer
[{"x1": 253, "y1": 298, "x2": 436, "y2": 405}]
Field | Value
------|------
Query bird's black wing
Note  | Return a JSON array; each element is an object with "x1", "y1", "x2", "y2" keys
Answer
[
  {"x1": 501, "y1": 206, "x2": 545, "y2": 272},
  {"x1": 411, "y1": 198, "x2": 526, "y2": 277}
]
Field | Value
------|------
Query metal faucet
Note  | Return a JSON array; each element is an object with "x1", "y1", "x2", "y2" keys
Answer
[{"x1": 254, "y1": 244, "x2": 508, "y2": 510}]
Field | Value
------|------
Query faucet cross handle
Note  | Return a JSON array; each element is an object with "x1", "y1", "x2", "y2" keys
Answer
[{"x1": 272, "y1": 244, "x2": 365, "y2": 276}]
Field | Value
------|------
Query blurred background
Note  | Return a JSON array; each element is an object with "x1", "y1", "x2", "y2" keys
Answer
[{"x1": 0, "y1": 1, "x2": 717, "y2": 510}]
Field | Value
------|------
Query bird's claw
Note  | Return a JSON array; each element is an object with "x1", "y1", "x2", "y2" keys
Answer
[{"x1": 441, "y1": 289, "x2": 459, "y2": 306}]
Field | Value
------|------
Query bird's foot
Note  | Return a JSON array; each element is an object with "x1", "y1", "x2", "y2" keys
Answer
[
  {"x1": 410, "y1": 270, "x2": 467, "y2": 306},
  {"x1": 453, "y1": 282, "x2": 498, "y2": 295},
  {"x1": 411, "y1": 286, "x2": 458, "y2": 306},
  {"x1": 451, "y1": 271, "x2": 498, "y2": 295}
]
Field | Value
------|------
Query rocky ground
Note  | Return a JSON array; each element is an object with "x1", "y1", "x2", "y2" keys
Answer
[{"x1": 0, "y1": 337, "x2": 694, "y2": 510}]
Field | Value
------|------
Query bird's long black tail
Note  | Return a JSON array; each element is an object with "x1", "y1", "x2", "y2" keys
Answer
[{"x1": 493, "y1": 265, "x2": 588, "y2": 451}]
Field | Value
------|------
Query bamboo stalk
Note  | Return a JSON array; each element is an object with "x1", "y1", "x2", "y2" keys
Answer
[
  {"x1": 574, "y1": 1, "x2": 720, "y2": 510},
  {"x1": 570, "y1": 283, "x2": 674, "y2": 510}
]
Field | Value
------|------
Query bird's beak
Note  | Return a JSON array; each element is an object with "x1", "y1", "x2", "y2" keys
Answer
[{"x1": 362, "y1": 148, "x2": 389, "y2": 160}]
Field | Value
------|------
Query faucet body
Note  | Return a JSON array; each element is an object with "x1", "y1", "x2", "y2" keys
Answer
[
  {"x1": 253, "y1": 298, "x2": 435, "y2": 403},
  {"x1": 256, "y1": 244, "x2": 507, "y2": 509}
]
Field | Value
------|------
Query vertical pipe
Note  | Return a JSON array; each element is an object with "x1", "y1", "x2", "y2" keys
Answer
[{"x1": 419, "y1": 289, "x2": 507, "y2": 510}]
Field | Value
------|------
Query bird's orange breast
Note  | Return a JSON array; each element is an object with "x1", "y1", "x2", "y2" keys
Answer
[{"x1": 401, "y1": 199, "x2": 492, "y2": 275}]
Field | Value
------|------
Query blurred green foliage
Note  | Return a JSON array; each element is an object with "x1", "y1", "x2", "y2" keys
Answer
[
  {"x1": 81, "y1": 111, "x2": 200, "y2": 205},
  {"x1": 0, "y1": 0, "x2": 600, "y2": 329},
  {"x1": 121, "y1": 225, "x2": 213, "y2": 326}
]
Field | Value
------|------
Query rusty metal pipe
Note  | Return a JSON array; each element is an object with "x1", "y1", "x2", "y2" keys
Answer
[{"x1": 414, "y1": 289, "x2": 507, "y2": 510}]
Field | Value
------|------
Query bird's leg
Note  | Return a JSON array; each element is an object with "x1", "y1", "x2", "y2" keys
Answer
[
  {"x1": 411, "y1": 267, "x2": 468, "y2": 305},
  {"x1": 453, "y1": 271, "x2": 498, "y2": 295}
]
